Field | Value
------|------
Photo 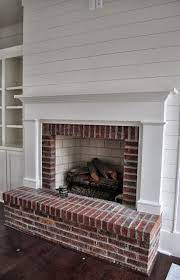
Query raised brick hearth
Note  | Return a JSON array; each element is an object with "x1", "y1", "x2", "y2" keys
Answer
[
  {"x1": 42, "y1": 123, "x2": 139, "y2": 206},
  {"x1": 3, "y1": 187, "x2": 161, "y2": 275}
]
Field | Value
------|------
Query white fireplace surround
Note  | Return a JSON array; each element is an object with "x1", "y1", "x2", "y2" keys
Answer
[{"x1": 19, "y1": 90, "x2": 177, "y2": 215}]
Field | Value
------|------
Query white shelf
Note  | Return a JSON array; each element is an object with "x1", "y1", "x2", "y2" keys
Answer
[
  {"x1": 6, "y1": 106, "x2": 23, "y2": 109},
  {"x1": 6, "y1": 86, "x2": 22, "y2": 91},
  {"x1": 0, "y1": 145, "x2": 23, "y2": 151},
  {"x1": 14, "y1": 94, "x2": 23, "y2": 100},
  {"x1": 6, "y1": 125, "x2": 23, "y2": 129}
]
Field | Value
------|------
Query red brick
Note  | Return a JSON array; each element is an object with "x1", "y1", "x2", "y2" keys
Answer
[
  {"x1": 90, "y1": 247, "x2": 106, "y2": 256},
  {"x1": 89, "y1": 232, "x2": 107, "y2": 242},
  {"x1": 127, "y1": 258, "x2": 147, "y2": 269},
  {"x1": 109, "y1": 238, "x2": 127, "y2": 249},
  {"x1": 124, "y1": 155, "x2": 138, "y2": 161},
  {"x1": 107, "y1": 251, "x2": 126, "y2": 263},
  {"x1": 124, "y1": 148, "x2": 138, "y2": 155},
  {"x1": 79, "y1": 236, "x2": 96, "y2": 246}
]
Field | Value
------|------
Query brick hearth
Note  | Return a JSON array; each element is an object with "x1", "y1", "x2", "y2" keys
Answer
[
  {"x1": 42, "y1": 124, "x2": 139, "y2": 205},
  {"x1": 3, "y1": 187, "x2": 161, "y2": 275}
]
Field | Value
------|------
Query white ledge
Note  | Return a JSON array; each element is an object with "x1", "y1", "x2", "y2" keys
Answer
[
  {"x1": 0, "y1": 45, "x2": 22, "y2": 59},
  {"x1": 15, "y1": 91, "x2": 171, "y2": 104}
]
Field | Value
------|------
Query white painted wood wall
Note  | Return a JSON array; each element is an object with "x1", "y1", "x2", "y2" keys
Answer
[
  {"x1": 23, "y1": 0, "x2": 180, "y2": 95},
  {"x1": 0, "y1": 23, "x2": 23, "y2": 50},
  {"x1": 22, "y1": 0, "x2": 180, "y2": 256}
]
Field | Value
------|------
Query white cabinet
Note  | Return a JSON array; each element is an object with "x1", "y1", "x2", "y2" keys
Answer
[
  {"x1": 0, "y1": 149, "x2": 24, "y2": 200},
  {"x1": 7, "y1": 151, "x2": 24, "y2": 190}
]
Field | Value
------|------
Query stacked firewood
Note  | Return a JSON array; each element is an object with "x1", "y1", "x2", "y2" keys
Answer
[{"x1": 66, "y1": 158, "x2": 122, "y2": 191}]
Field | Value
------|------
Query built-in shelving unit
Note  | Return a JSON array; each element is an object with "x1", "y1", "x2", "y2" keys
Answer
[{"x1": 0, "y1": 46, "x2": 23, "y2": 149}]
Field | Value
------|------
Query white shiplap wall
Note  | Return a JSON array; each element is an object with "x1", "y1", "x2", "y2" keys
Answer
[
  {"x1": 0, "y1": 23, "x2": 23, "y2": 49},
  {"x1": 22, "y1": 0, "x2": 180, "y2": 240},
  {"x1": 23, "y1": 0, "x2": 180, "y2": 96}
]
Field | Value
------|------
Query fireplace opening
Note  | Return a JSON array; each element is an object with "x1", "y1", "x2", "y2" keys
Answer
[
  {"x1": 42, "y1": 124, "x2": 139, "y2": 208},
  {"x1": 57, "y1": 137, "x2": 124, "y2": 203}
]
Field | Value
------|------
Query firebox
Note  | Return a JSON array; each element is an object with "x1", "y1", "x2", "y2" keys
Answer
[{"x1": 42, "y1": 123, "x2": 139, "y2": 207}]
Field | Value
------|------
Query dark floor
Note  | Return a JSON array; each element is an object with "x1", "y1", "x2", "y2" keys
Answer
[{"x1": 0, "y1": 204, "x2": 180, "y2": 280}]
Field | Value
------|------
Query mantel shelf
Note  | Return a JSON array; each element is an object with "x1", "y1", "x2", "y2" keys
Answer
[{"x1": 14, "y1": 90, "x2": 174, "y2": 104}]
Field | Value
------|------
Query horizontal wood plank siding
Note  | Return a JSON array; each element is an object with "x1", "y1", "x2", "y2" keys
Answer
[{"x1": 23, "y1": 0, "x2": 180, "y2": 95}]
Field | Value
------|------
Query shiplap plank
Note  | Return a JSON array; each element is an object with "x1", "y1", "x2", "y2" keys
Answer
[
  {"x1": 24, "y1": 15, "x2": 180, "y2": 56},
  {"x1": 24, "y1": 1, "x2": 180, "y2": 42},
  {"x1": 24, "y1": 45, "x2": 180, "y2": 76},
  {"x1": 24, "y1": 30, "x2": 180, "y2": 66},
  {"x1": 24, "y1": 12, "x2": 180, "y2": 51},
  {"x1": 23, "y1": 76, "x2": 180, "y2": 97},
  {"x1": 24, "y1": 0, "x2": 176, "y2": 23},
  {"x1": 24, "y1": 61, "x2": 180, "y2": 86}
]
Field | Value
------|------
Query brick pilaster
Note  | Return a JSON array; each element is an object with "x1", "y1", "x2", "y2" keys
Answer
[
  {"x1": 42, "y1": 135, "x2": 56, "y2": 189},
  {"x1": 123, "y1": 140, "x2": 139, "y2": 206}
]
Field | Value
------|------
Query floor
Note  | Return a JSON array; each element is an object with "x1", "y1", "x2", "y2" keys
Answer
[{"x1": 0, "y1": 203, "x2": 180, "y2": 280}]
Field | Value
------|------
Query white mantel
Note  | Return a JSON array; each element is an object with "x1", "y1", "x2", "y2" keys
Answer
[{"x1": 20, "y1": 90, "x2": 175, "y2": 215}]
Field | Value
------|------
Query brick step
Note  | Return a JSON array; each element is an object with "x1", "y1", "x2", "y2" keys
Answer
[{"x1": 3, "y1": 187, "x2": 161, "y2": 275}]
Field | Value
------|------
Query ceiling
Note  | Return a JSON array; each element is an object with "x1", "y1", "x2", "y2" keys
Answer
[{"x1": 0, "y1": 0, "x2": 23, "y2": 28}]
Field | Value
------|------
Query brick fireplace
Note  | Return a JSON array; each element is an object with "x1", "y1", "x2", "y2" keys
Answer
[
  {"x1": 3, "y1": 90, "x2": 171, "y2": 274},
  {"x1": 42, "y1": 123, "x2": 139, "y2": 207}
]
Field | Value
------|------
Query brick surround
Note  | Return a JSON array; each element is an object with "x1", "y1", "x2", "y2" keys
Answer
[
  {"x1": 42, "y1": 124, "x2": 139, "y2": 205},
  {"x1": 3, "y1": 187, "x2": 161, "y2": 275}
]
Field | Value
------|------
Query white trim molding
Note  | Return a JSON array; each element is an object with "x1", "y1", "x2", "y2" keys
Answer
[
  {"x1": 23, "y1": 178, "x2": 40, "y2": 189},
  {"x1": 20, "y1": 90, "x2": 172, "y2": 220},
  {"x1": 15, "y1": 91, "x2": 170, "y2": 104},
  {"x1": 0, "y1": 45, "x2": 22, "y2": 59},
  {"x1": 160, "y1": 230, "x2": 180, "y2": 257},
  {"x1": 137, "y1": 199, "x2": 162, "y2": 215}
]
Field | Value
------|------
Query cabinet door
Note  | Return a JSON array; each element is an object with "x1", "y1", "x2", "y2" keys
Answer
[
  {"x1": 7, "y1": 151, "x2": 24, "y2": 190},
  {"x1": 0, "y1": 150, "x2": 7, "y2": 199}
]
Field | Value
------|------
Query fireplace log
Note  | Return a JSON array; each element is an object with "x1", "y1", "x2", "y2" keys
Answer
[
  {"x1": 68, "y1": 167, "x2": 89, "y2": 176},
  {"x1": 92, "y1": 158, "x2": 118, "y2": 180},
  {"x1": 71, "y1": 175, "x2": 91, "y2": 186},
  {"x1": 87, "y1": 161, "x2": 100, "y2": 182},
  {"x1": 99, "y1": 178, "x2": 119, "y2": 190}
]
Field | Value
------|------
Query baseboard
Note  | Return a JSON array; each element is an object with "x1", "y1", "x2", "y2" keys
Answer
[
  {"x1": 137, "y1": 199, "x2": 162, "y2": 215},
  {"x1": 160, "y1": 230, "x2": 180, "y2": 258},
  {"x1": 158, "y1": 248, "x2": 172, "y2": 256},
  {"x1": 23, "y1": 178, "x2": 40, "y2": 189}
]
